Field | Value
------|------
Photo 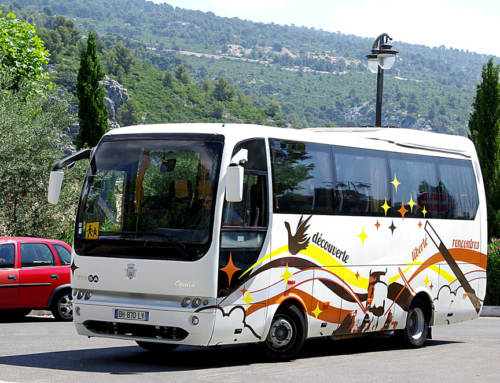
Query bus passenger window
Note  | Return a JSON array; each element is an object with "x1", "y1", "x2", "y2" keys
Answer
[
  {"x1": 334, "y1": 147, "x2": 388, "y2": 216},
  {"x1": 270, "y1": 139, "x2": 334, "y2": 214},
  {"x1": 389, "y1": 154, "x2": 439, "y2": 218},
  {"x1": 438, "y1": 159, "x2": 479, "y2": 219}
]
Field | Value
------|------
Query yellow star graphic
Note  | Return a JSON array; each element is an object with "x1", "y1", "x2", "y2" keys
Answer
[
  {"x1": 312, "y1": 303, "x2": 323, "y2": 319},
  {"x1": 408, "y1": 194, "x2": 416, "y2": 213},
  {"x1": 243, "y1": 292, "x2": 254, "y2": 308},
  {"x1": 391, "y1": 174, "x2": 401, "y2": 192},
  {"x1": 422, "y1": 205, "x2": 427, "y2": 217},
  {"x1": 381, "y1": 199, "x2": 391, "y2": 216},
  {"x1": 281, "y1": 264, "x2": 293, "y2": 286},
  {"x1": 358, "y1": 227, "x2": 368, "y2": 246},
  {"x1": 424, "y1": 275, "x2": 430, "y2": 287}
]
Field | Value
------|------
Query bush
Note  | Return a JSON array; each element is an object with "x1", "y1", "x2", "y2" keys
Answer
[
  {"x1": 0, "y1": 72, "x2": 83, "y2": 242},
  {"x1": 485, "y1": 238, "x2": 500, "y2": 306}
]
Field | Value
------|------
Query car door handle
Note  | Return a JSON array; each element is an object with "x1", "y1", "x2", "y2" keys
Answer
[
  {"x1": 50, "y1": 274, "x2": 59, "y2": 280},
  {"x1": 8, "y1": 275, "x2": 16, "y2": 280}
]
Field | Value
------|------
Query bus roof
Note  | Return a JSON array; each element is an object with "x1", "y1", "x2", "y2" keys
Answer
[{"x1": 105, "y1": 123, "x2": 476, "y2": 159}]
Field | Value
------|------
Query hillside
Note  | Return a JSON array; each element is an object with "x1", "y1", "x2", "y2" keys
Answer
[{"x1": 14, "y1": 0, "x2": 500, "y2": 134}]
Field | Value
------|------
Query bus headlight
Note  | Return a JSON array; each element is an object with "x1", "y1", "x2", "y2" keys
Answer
[
  {"x1": 192, "y1": 297, "x2": 202, "y2": 308},
  {"x1": 191, "y1": 315, "x2": 199, "y2": 325},
  {"x1": 181, "y1": 297, "x2": 191, "y2": 307}
]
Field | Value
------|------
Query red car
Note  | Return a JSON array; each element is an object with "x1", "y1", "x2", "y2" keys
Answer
[{"x1": 0, "y1": 237, "x2": 72, "y2": 321}]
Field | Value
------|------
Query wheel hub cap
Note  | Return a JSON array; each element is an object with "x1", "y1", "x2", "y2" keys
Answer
[{"x1": 268, "y1": 318, "x2": 293, "y2": 348}]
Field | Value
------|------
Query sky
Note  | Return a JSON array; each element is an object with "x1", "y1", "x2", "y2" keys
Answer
[{"x1": 151, "y1": 0, "x2": 500, "y2": 57}]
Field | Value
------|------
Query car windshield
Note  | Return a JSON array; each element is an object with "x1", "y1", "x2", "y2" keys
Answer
[{"x1": 74, "y1": 135, "x2": 223, "y2": 261}]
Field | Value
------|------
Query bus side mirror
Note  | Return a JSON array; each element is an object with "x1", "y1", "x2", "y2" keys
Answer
[
  {"x1": 47, "y1": 148, "x2": 93, "y2": 205},
  {"x1": 48, "y1": 171, "x2": 64, "y2": 205},
  {"x1": 226, "y1": 164, "x2": 244, "y2": 202}
]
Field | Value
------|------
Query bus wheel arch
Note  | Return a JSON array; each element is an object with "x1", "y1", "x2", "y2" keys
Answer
[{"x1": 261, "y1": 299, "x2": 307, "y2": 360}]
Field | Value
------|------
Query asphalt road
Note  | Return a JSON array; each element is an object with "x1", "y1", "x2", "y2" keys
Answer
[{"x1": 0, "y1": 313, "x2": 499, "y2": 383}]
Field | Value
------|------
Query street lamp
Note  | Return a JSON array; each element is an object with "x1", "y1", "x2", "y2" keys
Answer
[{"x1": 366, "y1": 33, "x2": 398, "y2": 127}]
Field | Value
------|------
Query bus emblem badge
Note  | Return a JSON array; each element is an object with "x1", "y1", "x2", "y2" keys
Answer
[{"x1": 126, "y1": 264, "x2": 137, "y2": 280}]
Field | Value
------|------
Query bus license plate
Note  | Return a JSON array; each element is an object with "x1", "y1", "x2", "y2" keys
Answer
[{"x1": 114, "y1": 309, "x2": 149, "y2": 321}]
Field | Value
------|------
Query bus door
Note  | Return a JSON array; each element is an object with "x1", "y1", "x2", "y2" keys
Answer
[{"x1": 211, "y1": 139, "x2": 271, "y2": 345}]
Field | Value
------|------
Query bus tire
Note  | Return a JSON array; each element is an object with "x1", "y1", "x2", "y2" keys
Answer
[
  {"x1": 136, "y1": 341, "x2": 178, "y2": 353},
  {"x1": 261, "y1": 304, "x2": 306, "y2": 361},
  {"x1": 401, "y1": 297, "x2": 429, "y2": 348}
]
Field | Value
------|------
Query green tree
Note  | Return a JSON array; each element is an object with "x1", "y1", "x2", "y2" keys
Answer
[
  {"x1": 76, "y1": 29, "x2": 109, "y2": 149},
  {"x1": 175, "y1": 64, "x2": 190, "y2": 84},
  {"x1": 0, "y1": 72, "x2": 82, "y2": 241},
  {"x1": 0, "y1": 11, "x2": 49, "y2": 92},
  {"x1": 237, "y1": 91, "x2": 249, "y2": 106},
  {"x1": 266, "y1": 99, "x2": 281, "y2": 117},
  {"x1": 213, "y1": 77, "x2": 234, "y2": 102},
  {"x1": 202, "y1": 76, "x2": 212, "y2": 92},
  {"x1": 469, "y1": 58, "x2": 500, "y2": 238},
  {"x1": 113, "y1": 43, "x2": 135, "y2": 75},
  {"x1": 163, "y1": 70, "x2": 175, "y2": 87},
  {"x1": 117, "y1": 99, "x2": 140, "y2": 126}
]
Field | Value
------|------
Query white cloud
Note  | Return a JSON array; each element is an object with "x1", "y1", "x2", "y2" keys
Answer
[
  {"x1": 323, "y1": 0, "x2": 499, "y2": 55},
  {"x1": 207, "y1": 0, "x2": 301, "y2": 13}
]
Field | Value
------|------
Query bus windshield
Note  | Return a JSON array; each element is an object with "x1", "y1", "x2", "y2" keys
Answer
[{"x1": 74, "y1": 135, "x2": 223, "y2": 261}]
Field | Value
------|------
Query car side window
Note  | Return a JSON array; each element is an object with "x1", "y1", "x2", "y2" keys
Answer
[
  {"x1": 20, "y1": 243, "x2": 55, "y2": 267},
  {"x1": 53, "y1": 244, "x2": 71, "y2": 265},
  {"x1": 0, "y1": 244, "x2": 15, "y2": 268}
]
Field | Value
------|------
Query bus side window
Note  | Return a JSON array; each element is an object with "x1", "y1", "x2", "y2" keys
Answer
[
  {"x1": 222, "y1": 174, "x2": 266, "y2": 227},
  {"x1": 389, "y1": 153, "x2": 439, "y2": 218},
  {"x1": 269, "y1": 139, "x2": 335, "y2": 215},
  {"x1": 334, "y1": 147, "x2": 388, "y2": 216},
  {"x1": 438, "y1": 159, "x2": 479, "y2": 219}
]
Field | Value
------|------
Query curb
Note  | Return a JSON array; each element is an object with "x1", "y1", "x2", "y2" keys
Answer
[
  {"x1": 480, "y1": 306, "x2": 500, "y2": 317},
  {"x1": 29, "y1": 310, "x2": 53, "y2": 318}
]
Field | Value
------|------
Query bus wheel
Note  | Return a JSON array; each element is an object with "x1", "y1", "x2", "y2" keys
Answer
[
  {"x1": 262, "y1": 304, "x2": 306, "y2": 361},
  {"x1": 401, "y1": 297, "x2": 429, "y2": 347},
  {"x1": 136, "y1": 341, "x2": 178, "y2": 353}
]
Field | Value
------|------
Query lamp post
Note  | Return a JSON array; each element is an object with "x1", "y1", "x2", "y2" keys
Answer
[{"x1": 366, "y1": 33, "x2": 398, "y2": 127}]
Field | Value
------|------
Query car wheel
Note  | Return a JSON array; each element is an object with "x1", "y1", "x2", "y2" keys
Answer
[
  {"x1": 261, "y1": 304, "x2": 306, "y2": 361},
  {"x1": 136, "y1": 341, "x2": 178, "y2": 352},
  {"x1": 51, "y1": 290, "x2": 73, "y2": 321},
  {"x1": 401, "y1": 297, "x2": 429, "y2": 347}
]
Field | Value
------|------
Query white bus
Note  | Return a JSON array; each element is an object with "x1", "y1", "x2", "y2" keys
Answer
[{"x1": 48, "y1": 124, "x2": 487, "y2": 360}]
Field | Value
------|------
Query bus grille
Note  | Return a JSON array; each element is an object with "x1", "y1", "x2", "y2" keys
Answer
[{"x1": 83, "y1": 320, "x2": 189, "y2": 341}]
